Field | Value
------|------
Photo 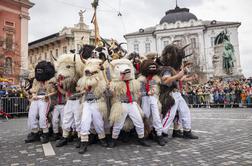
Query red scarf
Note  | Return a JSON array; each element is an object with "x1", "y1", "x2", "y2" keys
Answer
[
  {"x1": 57, "y1": 77, "x2": 63, "y2": 103},
  {"x1": 135, "y1": 63, "x2": 140, "y2": 74},
  {"x1": 146, "y1": 75, "x2": 153, "y2": 94},
  {"x1": 179, "y1": 80, "x2": 183, "y2": 92},
  {"x1": 125, "y1": 80, "x2": 133, "y2": 103},
  {"x1": 87, "y1": 86, "x2": 92, "y2": 92}
]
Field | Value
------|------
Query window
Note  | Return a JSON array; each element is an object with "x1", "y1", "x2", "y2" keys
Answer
[
  {"x1": 163, "y1": 41, "x2": 169, "y2": 48},
  {"x1": 5, "y1": 34, "x2": 13, "y2": 50},
  {"x1": 4, "y1": 21, "x2": 15, "y2": 27},
  {"x1": 4, "y1": 57, "x2": 12, "y2": 75},
  {"x1": 211, "y1": 37, "x2": 215, "y2": 47},
  {"x1": 38, "y1": 55, "x2": 42, "y2": 61},
  {"x1": 30, "y1": 56, "x2": 32, "y2": 64},
  {"x1": 44, "y1": 53, "x2": 47, "y2": 60},
  {"x1": 134, "y1": 44, "x2": 139, "y2": 53},
  {"x1": 177, "y1": 22, "x2": 180, "y2": 28},
  {"x1": 176, "y1": 40, "x2": 182, "y2": 47},
  {"x1": 63, "y1": 46, "x2": 67, "y2": 53},
  {"x1": 50, "y1": 50, "x2": 53, "y2": 61},
  {"x1": 190, "y1": 38, "x2": 197, "y2": 48},
  {"x1": 56, "y1": 49, "x2": 58, "y2": 57},
  {"x1": 145, "y1": 43, "x2": 150, "y2": 53}
]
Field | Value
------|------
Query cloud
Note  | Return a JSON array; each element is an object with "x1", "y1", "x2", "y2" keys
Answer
[{"x1": 29, "y1": 0, "x2": 252, "y2": 77}]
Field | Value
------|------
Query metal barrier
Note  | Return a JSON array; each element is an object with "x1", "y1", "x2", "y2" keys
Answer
[
  {"x1": 188, "y1": 103, "x2": 252, "y2": 108},
  {"x1": 0, "y1": 97, "x2": 30, "y2": 116}
]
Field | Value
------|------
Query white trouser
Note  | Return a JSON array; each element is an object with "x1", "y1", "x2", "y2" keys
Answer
[
  {"x1": 28, "y1": 98, "x2": 50, "y2": 133},
  {"x1": 162, "y1": 92, "x2": 191, "y2": 134},
  {"x1": 112, "y1": 102, "x2": 144, "y2": 139},
  {"x1": 62, "y1": 100, "x2": 81, "y2": 137},
  {"x1": 141, "y1": 96, "x2": 162, "y2": 136},
  {"x1": 52, "y1": 105, "x2": 65, "y2": 133},
  {"x1": 173, "y1": 111, "x2": 182, "y2": 130},
  {"x1": 80, "y1": 101, "x2": 105, "y2": 140}
]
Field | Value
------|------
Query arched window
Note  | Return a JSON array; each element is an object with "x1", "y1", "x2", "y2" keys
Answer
[
  {"x1": 5, "y1": 57, "x2": 12, "y2": 75},
  {"x1": 145, "y1": 43, "x2": 151, "y2": 53}
]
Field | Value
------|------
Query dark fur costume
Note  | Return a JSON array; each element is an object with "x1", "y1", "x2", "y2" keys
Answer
[
  {"x1": 159, "y1": 66, "x2": 176, "y2": 116},
  {"x1": 140, "y1": 59, "x2": 160, "y2": 76},
  {"x1": 157, "y1": 44, "x2": 185, "y2": 116},
  {"x1": 79, "y1": 44, "x2": 95, "y2": 59},
  {"x1": 35, "y1": 61, "x2": 55, "y2": 82},
  {"x1": 156, "y1": 45, "x2": 184, "y2": 71}
]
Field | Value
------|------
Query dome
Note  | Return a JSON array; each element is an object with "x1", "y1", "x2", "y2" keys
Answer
[{"x1": 160, "y1": 6, "x2": 198, "y2": 24}]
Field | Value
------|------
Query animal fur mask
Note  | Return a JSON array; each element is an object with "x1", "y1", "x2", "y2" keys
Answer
[
  {"x1": 77, "y1": 58, "x2": 104, "y2": 90},
  {"x1": 110, "y1": 59, "x2": 135, "y2": 81},
  {"x1": 79, "y1": 44, "x2": 95, "y2": 60},
  {"x1": 54, "y1": 53, "x2": 84, "y2": 90},
  {"x1": 159, "y1": 44, "x2": 184, "y2": 70},
  {"x1": 91, "y1": 46, "x2": 112, "y2": 62},
  {"x1": 140, "y1": 59, "x2": 159, "y2": 76}
]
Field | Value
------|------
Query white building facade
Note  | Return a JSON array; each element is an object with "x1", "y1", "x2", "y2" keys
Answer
[{"x1": 124, "y1": 6, "x2": 242, "y2": 80}]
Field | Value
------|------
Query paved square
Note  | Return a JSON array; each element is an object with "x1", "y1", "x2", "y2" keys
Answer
[{"x1": 1, "y1": 108, "x2": 252, "y2": 166}]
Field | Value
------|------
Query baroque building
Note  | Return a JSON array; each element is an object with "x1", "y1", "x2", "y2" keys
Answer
[
  {"x1": 0, "y1": 0, "x2": 34, "y2": 84},
  {"x1": 124, "y1": 5, "x2": 242, "y2": 81},
  {"x1": 28, "y1": 10, "x2": 95, "y2": 68}
]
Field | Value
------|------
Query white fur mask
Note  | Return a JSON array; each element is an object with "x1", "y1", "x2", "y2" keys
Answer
[{"x1": 110, "y1": 59, "x2": 135, "y2": 81}]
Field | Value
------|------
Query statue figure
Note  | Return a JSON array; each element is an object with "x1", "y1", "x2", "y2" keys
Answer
[
  {"x1": 213, "y1": 31, "x2": 235, "y2": 76},
  {"x1": 222, "y1": 39, "x2": 235, "y2": 74}
]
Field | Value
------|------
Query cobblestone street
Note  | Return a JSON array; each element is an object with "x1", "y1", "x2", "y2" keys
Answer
[{"x1": 1, "y1": 108, "x2": 252, "y2": 166}]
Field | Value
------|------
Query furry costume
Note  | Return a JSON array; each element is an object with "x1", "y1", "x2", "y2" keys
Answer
[
  {"x1": 109, "y1": 59, "x2": 148, "y2": 146},
  {"x1": 77, "y1": 59, "x2": 109, "y2": 153},
  {"x1": 54, "y1": 53, "x2": 85, "y2": 147},
  {"x1": 26, "y1": 61, "x2": 55, "y2": 144},
  {"x1": 137, "y1": 59, "x2": 165, "y2": 146},
  {"x1": 159, "y1": 44, "x2": 198, "y2": 139}
]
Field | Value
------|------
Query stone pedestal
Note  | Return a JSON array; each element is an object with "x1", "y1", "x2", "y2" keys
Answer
[{"x1": 213, "y1": 44, "x2": 242, "y2": 79}]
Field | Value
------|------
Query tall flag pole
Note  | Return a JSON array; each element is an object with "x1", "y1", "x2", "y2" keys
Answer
[{"x1": 91, "y1": 0, "x2": 101, "y2": 46}]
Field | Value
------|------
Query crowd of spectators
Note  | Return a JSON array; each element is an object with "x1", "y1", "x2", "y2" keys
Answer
[
  {"x1": 182, "y1": 78, "x2": 252, "y2": 108},
  {"x1": 0, "y1": 85, "x2": 27, "y2": 98},
  {"x1": 0, "y1": 85, "x2": 29, "y2": 116}
]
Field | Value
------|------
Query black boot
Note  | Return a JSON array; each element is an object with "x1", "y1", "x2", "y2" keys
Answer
[
  {"x1": 148, "y1": 130, "x2": 157, "y2": 141},
  {"x1": 79, "y1": 142, "x2": 88, "y2": 154},
  {"x1": 183, "y1": 130, "x2": 199, "y2": 139},
  {"x1": 138, "y1": 138, "x2": 151, "y2": 147},
  {"x1": 67, "y1": 132, "x2": 74, "y2": 142},
  {"x1": 108, "y1": 138, "x2": 117, "y2": 148},
  {"x1": 162, "y1": 133, "x2": 168, "y2": 138},
  {"x1": 25, "y1": 132, "x2": 40, "y2": 143},
  {"x1": 156, "y1": 136, "x2": 166, "y2": 146},
  {"x1": 75, "y1": 138, "x2": 81, "y2": 148},
  {"x1": 120, "y1": 131, "x2": 130, "y2": 143},
  {"x1": 55, "y1": 137, "x2": 68, "y2": 147},
  {"x1": 89, "y1": 134, "x2": 98, "y2": 145},
  {"x1": 172, "y1": 129, "x2": 183, "y2": 138},
  {"x1": 162, "y1": 133, "x2": 169, "y2": 143},
  {"x1": 99, "y1": 138, "x2": 108, "y2": 147},
  {"x1": 50, "y1": 133, "x2": 61, "y2": 141},
  {"x1": 40, "y1": 133, "x2": 49, "y2": 144}
]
